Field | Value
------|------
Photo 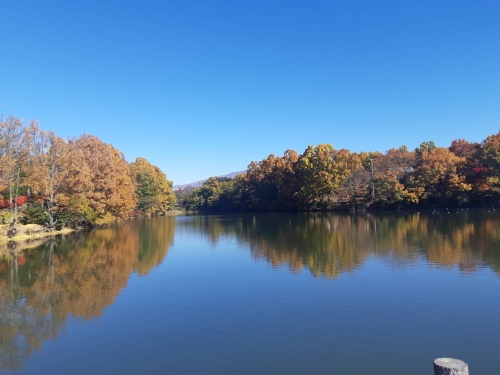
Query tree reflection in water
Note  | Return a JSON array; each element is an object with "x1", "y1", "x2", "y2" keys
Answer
[
  {"x1": 0, "y1": 217, "x2": 175, "y2": 371},
  {"x1": 1, "y1": 212, "x2": 500, "y2": 370},
  {"x1": 177, "y1": 211, "x2": 500, "y2": 278}
]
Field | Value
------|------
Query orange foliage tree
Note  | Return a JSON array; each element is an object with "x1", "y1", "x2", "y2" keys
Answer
[{"x1": 59, "y1": 135, "x2": 137, "y2": 225}]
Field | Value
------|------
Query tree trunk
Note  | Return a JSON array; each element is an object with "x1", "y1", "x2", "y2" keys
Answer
[
  {"x1": 47, "y1": 174, "x2": 56, "y2": 227},
  {"x1": 433, "y1": 358, "x2": 469, "y2": 375},
  {"x1": 9, "y1": 184, "x2": 13, "y2": 212},
  {"x1": 12, "y1": 168, "x2": 20, "y2": 226},
  {"x1": 46, "y1": 198, "x2": 57, "y2": 228}
]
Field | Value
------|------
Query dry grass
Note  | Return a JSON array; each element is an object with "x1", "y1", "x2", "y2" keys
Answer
[
  {"x1": 0, "y1": 224, "x2": 74, "y2": 246},
  {"x1": 164, "y1": 210, "x2": 184, "y2": 216}
]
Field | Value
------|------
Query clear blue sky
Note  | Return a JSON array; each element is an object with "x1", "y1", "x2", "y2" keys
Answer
[{"x1": 1, "y1": 0, "x2": 499, "y2": 185}]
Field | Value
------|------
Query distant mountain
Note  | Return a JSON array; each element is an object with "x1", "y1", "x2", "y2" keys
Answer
[{"x1": 173, "y1": 171, "x2": 246, "y2": 190}]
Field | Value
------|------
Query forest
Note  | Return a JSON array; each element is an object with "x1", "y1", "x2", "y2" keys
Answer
[
  {"x1": 178, "y1": 131, "x2": 500, "y2": 212},
  {"x1": 0, "y1": 115, "x2": 176, "y2": 234}
]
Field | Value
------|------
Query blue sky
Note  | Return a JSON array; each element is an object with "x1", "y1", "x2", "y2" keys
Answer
[{"x1": 1, "y1": 0, "x2": 499, "y2": 185}]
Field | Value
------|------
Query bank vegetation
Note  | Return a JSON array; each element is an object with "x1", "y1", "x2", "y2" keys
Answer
[
  {"x1": 177, "y1": 133, "x2": 500, "y2": 211},
  {"x1": 0, "y1": 115, "x2": 176, "y2": 240}
]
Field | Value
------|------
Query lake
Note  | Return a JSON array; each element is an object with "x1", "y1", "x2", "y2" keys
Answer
[{"x1": 1, "y1": 211, "x2": 499, "y2": 374}]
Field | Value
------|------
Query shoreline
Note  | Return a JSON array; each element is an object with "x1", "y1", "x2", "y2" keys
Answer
[
  {"x1": 0, "y1": 226, "x2": 74, "y2": 258},
  {"x1": 2, "y1": 206, "x2": 495, "y2": 252},
  {"x1": 0, "y1": 209, "x2": 186, "y2": 250},
  {"x1": 0, "y1": 224, "x2": 75, "y2": 246}
]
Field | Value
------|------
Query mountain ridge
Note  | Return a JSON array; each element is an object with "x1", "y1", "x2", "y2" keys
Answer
[{"x1": 173, "y1": 171, "x2": 246, "y2": 189}]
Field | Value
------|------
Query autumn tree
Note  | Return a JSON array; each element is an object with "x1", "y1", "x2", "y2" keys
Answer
[
  {"x1": 24, "y1": 127, "x2": 68, "y2": 227},
  {"x1": 412, "y1": 146, "x2": 471, "y2": 204},
  {"x1": 372, "y1": 147, "x2": 418, "y2": 207},
  {"x1": 129, "y1": 157, "x2": 175, "y2": 215},
  {"x1": 59, "y1": 135, "x2": 137, "y2": 225},
  {"x1": 0, "y1": 120, "x2": 71, "y2": 229},
  {"x1": 243, "y1": 150, "x2": 299, "y2": 210},
  {"x1": 477, "y1": 132, "x2": 500, "y2": 197},
  {"x1": 0, "y1": 117, "x2": 36, "y2": 227},
  {"x1": 0, "y1": 117, "x2": 23, "y2": 214},
  {"x1": 336, "y1": 154, "x2": 370, "y2": 209},
  {"x1": 245, "y1": 154, "x2": 283, "y2": 210},
  {"x1": 449, "y1": 139, "x2": 478, "y2": 159},
  {"x1": 296, "y1": 145, "x2": 358, "y2": 209}
]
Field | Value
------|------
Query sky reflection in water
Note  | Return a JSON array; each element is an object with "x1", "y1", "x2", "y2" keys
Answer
[{"x1": 1, "y1": 212, "x2": 499, "y2": 374}]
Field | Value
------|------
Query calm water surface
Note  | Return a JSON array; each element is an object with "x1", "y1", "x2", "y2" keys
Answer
[{"x1": 1, "y1": 212, "x2": 499, "y2": 374}]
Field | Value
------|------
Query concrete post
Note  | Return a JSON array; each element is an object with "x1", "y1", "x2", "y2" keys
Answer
[{"x1": 434, "y1": 358, "x2": 469, "y2": 375}]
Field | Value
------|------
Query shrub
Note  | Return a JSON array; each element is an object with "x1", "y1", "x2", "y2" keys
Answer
[
  {"x1": 0, "y1": 196, "x2": 28, "y2": 208},
  {"x1": 0, "y1": 212, "x2": 14, "y2": 225},
  {"x1": 24, "y1": 205, "x2": 50, "y2": 225}
]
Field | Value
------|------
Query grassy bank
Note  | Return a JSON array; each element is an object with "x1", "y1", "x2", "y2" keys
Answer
[{"x1": 0, "y1": 224, "x2": 74, "y2": 246}]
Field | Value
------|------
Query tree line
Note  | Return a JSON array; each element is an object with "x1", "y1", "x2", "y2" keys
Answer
[
  {"x1": 0, "y1": 115, "x2": 176, "y2": 231},
  {"x1": 178, "y1": 132, "x2": 500, "y2": 211}
]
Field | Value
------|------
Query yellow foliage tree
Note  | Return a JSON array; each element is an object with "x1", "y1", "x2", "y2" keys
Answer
[
  {"x1": 413, "y1": 147, "x2": 471, "y2": 203},
  {"x1": 129, "y1": 157, "x2": 175, "y2": 215}
]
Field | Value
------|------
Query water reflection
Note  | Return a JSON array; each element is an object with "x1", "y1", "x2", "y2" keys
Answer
[
  {"x1": 1, "y1": 212, "x2": 500, "y2": 371},
  {"x1": 0, "y1": 217, "x2": 175, "y2": 371},
  {"x1": 177, "y1": 211, "x2": 500, "y2": 278}
]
